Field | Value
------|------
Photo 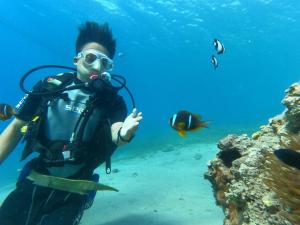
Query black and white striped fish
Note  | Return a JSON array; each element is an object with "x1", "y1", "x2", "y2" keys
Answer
[
  {"x1": 169, "y1": 110, "x2": 208, "y2": 137},
  {"x1": 213, "y1": 38, "x2": 225, "y2": 54},
  {"x1": 0, "y1": 104, "x2": 15, "y2": 120},
  {"x1": 211, "y1": 55, "x2": 218, "y2": 69}
]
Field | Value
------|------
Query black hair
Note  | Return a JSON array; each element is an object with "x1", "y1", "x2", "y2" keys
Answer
[{"x1": 76, "y1": 21, "x2": 116, "y2": 58}]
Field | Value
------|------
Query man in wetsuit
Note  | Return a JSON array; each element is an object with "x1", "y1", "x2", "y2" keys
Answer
[{"x1": 0, "y1": 21, "x2": 142, "y2": 225}]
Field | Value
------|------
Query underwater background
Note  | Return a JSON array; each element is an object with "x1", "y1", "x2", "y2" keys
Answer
[{"x1": 0, "y1": 0, "x2": 299, "y2": 220}]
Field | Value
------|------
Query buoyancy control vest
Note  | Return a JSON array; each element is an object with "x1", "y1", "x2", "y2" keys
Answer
[{"x1": 21, "y1": 72, "x2": 119, "y2": 174}]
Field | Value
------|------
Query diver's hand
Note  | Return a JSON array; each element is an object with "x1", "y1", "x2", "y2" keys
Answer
[{"x1": 120, "y1": 108, "x2": 142, "y2": 141}]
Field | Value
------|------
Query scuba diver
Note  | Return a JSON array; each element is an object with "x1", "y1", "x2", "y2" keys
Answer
[{"x1": 0, "y1": 21, "x2": 142, "y2": 225}]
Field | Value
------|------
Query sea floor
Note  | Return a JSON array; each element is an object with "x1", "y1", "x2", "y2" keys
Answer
[
  {"x1": 81, "y1": 142, "x2": 224, "y2": 225},
  {"x1": 0, "y1": 124, "x2": 260, "y2": 224}
]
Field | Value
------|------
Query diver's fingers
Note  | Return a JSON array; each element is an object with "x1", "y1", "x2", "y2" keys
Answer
[
  {"x1": 132, "y1": 108, "x2": 137, "y2": 117},
  {"x1": 135, "y1": 112, "x2": 142, "y2": 119},
  {"x1": 136, "y1": 115, "x2": 143, "y2": 122},
  {"x1": 131, "y1": 122, "x2": 140, "y2": 131}
]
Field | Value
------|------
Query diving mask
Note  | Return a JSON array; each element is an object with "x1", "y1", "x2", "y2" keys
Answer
[{"x1": 78, "y1": 49, "x2": 114, "y2": 71}]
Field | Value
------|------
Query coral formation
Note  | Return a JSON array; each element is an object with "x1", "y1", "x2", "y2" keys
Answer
[{"x1": 205, "y1": 82, "x2": 300, "y2": 225}]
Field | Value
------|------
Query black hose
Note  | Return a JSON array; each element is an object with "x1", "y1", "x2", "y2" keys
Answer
[
  {"x1": 20, "y1": 65, "x2": 77, "y2": 95},
  {"x1": 19, "y1": 65, "x2": 136, "y2": 109}
]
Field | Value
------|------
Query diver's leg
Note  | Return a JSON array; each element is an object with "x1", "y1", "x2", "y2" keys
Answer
[
  {"x1": 0, "y1": 189, "x2": 22, "y2": 225},
  {"x1": 0, "y1": 180, "x2": 41, "y2": 225},
  {"x1": 37, "y1": 192, "x2": 86, "y2": 225}
]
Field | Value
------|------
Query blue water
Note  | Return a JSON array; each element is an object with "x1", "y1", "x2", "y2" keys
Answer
[{"x1": 0, "y1": 0, "x2": 299, "y2": 223}]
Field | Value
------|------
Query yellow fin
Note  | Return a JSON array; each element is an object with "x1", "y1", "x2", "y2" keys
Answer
[
  {"x1": 178, "y1": 130, "x2": 186, "y2": 137},
  {"x1": 190, "y1": 122, "x2": 209, "y2": 132},
  {"x1": 27, "y1": 170, "x2": 119, "y2": 194},
  {"x1": 176, "y1": 122, "x2": 186, "y2": 137},
  {"x1": 200, "y1": 121, "x2": 209, "y2": 128}
]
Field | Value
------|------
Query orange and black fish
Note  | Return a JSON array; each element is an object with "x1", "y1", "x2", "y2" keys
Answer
[
  {"x1": 169, "y1": 110, "x2": 208, "y2": 137},
  {"x1": 0, "y1": 104, "x2": 15, "y2": 121}
]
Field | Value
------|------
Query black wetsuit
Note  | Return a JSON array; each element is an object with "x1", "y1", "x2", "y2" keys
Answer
[{"x1": 0, "y1": 76, "x2": 127, "y2": 225}]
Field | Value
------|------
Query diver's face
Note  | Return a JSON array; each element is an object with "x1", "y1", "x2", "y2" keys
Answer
[{"x1": 74, "y1": 42, "x2": 112, "y2": 82}]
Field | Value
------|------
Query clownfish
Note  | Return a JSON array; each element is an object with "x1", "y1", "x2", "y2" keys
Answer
[
  {"x1": 0, "y1": 104, "x2": 15, "y2": 121},
  {"x1": 211, "y1": 55, "x2": 218, "y2": 69},
  {"x1": 213, "y1": 38, "x2": 225, "y2": 55},
  {"x1": 169, "y1": 110, "x2": 208, "y2": 137}
]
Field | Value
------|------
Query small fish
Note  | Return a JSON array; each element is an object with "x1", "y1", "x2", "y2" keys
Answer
[
  {"x1": 213, "y1": 38, "x2": 225, "y2": 54},
  {"x1": 274, "y1": 149, "x2": 300, "y2": 170},
  {"x1": 169, "y1": 110, "x2": 208, "y2": 137},
  {"x1": 211, "y1": 55, "x2": 218, "y2": 69},
  {"x1": 0, "y1": 104, "x2": 15, "y2": 120}
]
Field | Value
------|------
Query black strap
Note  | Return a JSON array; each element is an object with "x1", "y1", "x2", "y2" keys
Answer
[
  {"x1": 117, "y1": 127, "x2": 134, "y2": 143},
  {"x1": 21, "y1": 73, "x2": 119, "y2": 174},
  {"x1": 21, "y1": 73, "x2": 76, "y2": 161}
]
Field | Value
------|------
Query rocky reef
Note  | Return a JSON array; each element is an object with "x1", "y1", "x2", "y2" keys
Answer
[{"x1": 205, "y1": 82, "x2": 300, "y2": 225}]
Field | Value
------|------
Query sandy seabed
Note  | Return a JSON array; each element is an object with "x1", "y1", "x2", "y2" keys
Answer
[
  {"x1": 0, "y1": 142, "x2": 224, "y2": 225},
  {"x1": 81, "y1": 142, "x2": 224, "y2": 225}
]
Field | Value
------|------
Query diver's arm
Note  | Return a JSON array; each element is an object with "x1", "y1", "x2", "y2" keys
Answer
[
  {"x1": 111, "y1": 108, "x2": 142, "y2": 146},
  {"x1": 111, "y1": 122, "x2": 126, "y2": 146},
  {"x1": 0, "y1": 118, "x2": 26, "y2": 164},
  {"x1": 111, "y1": 121, "x2": 136, "y2": 146}
]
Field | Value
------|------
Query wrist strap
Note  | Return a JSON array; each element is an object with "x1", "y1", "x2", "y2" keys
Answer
[{"x1": 117, "y1": 128, "x2": 134, "y2": 143}]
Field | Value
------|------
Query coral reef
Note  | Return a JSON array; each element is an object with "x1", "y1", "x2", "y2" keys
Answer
[{"x1": 205, "y1": 82, "x2": 300, "y2": 225}]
